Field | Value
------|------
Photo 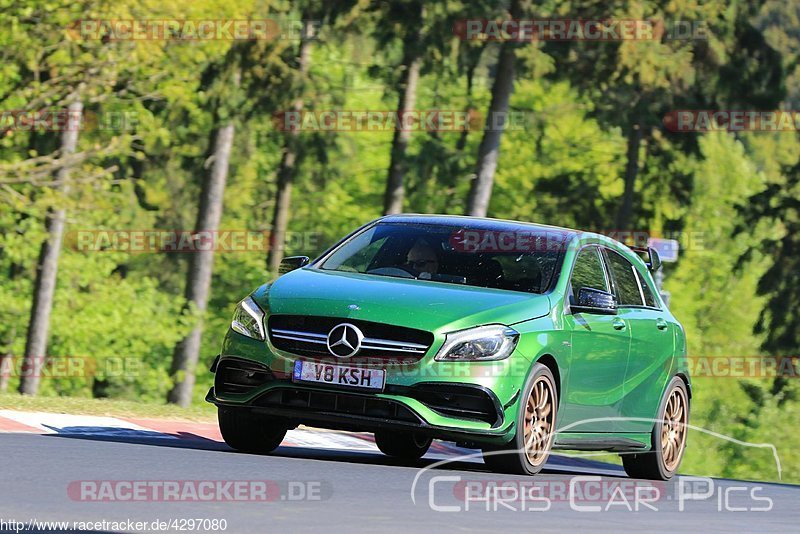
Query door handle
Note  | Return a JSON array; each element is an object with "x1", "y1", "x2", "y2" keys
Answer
[
  {"x1": 612, "y1": 318, "x2": 627, "y2": 330},
  {"x1": 656, "y1": 318, "x2": 668, "y2": 331}
]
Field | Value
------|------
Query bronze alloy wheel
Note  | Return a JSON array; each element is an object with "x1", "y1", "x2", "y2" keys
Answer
[
  {"x1": 482, "y1": 363, "x2": 558, "y2": 475},
  {"x1": 523, "y1": 374, "x2": 557, "y2": 467},
  {"x1": 621, "y1": 376, "x2": 690, "y2": 480},
  {"x1": 661, "y1": 384, "x2": 688, "y2": 472}
]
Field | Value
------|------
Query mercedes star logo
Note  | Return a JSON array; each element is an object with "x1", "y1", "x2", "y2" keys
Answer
[{"x1": 326, "y1": 323, "x2": 364, "y2": 358}]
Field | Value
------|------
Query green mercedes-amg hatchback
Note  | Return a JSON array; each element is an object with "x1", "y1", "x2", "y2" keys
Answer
[{"x1": 207, "y1": 215, "x2": 690, "y2": 480}]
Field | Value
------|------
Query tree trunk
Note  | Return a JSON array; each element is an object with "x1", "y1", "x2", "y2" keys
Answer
[
  {"x1": 0, "y1": 355, "x2": 9, "y2": 392},
  {"x1": 0, "y1": 326, "x2": 14, "y2": 392},
  {"x1": 167, "y1": 121, "x2": 235, "y2": 407},
  {"x1": 615, "y1": 122, "x2": 643, "y2": 231},
  {"x1": 464, "y1": 41, "x2": 517, "y2": 217},
  {"x1": 456, "y1": 47, "x2": 483, "y2": 153},
  {"x1": 1, "y1": 262, "x2": 20, "y2": 391},
  {"x1": 18, "y1": 100, "x2": 82, "y2": 395},
  {"x1": 383, "y1": 40, "x2": 422, "y2": 215},
  {"x1": 267, "y1": 20, "x2": 315, "y2": 273},
  {"x1": 455, "y1": 94, "x2": 473, "y2": 153}
]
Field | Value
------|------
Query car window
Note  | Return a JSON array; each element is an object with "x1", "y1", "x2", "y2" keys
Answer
[
  {"x1": 318, "y1": 222, "x2": 566, "y2": 294},
  {"x1": 344, "y1": 236, "x2": 389, "y2": 272},
  {"x1": 636, "y1": 269, "x2": 658, "y2": 308},
  {"x1": 605, "y1": 249, "x2": 644, "y2": 306},
  {"x1": 321, "y1": 227, "x2": 388, "y2": 272},
  {"x1": 570, "y1": 247, "x2": 608, "y2": 300}
]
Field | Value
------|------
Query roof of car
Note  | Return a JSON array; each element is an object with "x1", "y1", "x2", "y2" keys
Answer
[{"x1": 378, "y1": 213, "x2": 581, "y2": 237}]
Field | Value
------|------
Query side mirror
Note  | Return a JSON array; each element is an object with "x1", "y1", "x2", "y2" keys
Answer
[
  {"x1": 631, "y1": 245, "x2": 663, "y2": 272},
  {"x1": 572, "y1": 287, "x2": 617, "y2": 315},
  {"x1": 278, "y1": 256, "x2": 310, "y2": 275},
  {"x1": 647, "y1": 246, "x2": 662, "y2": 272}
]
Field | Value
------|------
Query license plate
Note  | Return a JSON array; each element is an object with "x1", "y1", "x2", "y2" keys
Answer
[{"x1": 292, "y1": 361, "x2": 385, "y2": 391}]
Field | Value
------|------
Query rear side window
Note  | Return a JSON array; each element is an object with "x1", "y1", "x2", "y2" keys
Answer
[
  {"x1": 636, "y1": 269, "x2": 658, "y2": 308},
  {"x1": 605, "y1": 250, "x2": 644, "y2": 306},
  {"x1": 570, "y1": 247, "x2": 608, "y2": 300}
]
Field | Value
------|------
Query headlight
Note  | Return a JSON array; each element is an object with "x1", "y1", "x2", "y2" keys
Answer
[
  {"x1": 230, "y1": 296, "x2": 266, "y2": 341},
  {"x1": 434, "y1": 324, "x2": 519, "y2": 361}
]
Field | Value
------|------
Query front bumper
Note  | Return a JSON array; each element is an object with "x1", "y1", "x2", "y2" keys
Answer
[
  {"x1": 206, "y1": 384, "x2": 515, "y2": 444},
  {"x1": 206, "y1": 331, "x2": 527, "y2": 445}
]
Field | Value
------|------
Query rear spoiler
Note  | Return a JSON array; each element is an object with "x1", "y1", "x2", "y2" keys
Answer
[{"x1": 629, "y1": 246, "x2": 662, "y2": 272}]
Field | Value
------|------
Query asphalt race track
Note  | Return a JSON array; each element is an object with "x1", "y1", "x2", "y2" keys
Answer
[{"x1": 0, "y1": 429, "x2": 798, "y2": 533}]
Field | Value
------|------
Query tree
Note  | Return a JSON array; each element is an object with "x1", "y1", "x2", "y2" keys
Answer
[
  {"x1": 736, "y1": 159, "x2": 800, "y2": 399},
  {"x1": 0, "y1": 0, "x2": 180, "y2": 396},
  {"x1": 382, "y1": 1, "x2": 425, "y2": 215},
  {"x1": 362, "y1": 0, "x2": 433, "y2": 215},
  {"x1": 267, "y1": 2, "x2": 363, "y2": 271},
  {"x1": 18, "y1": 99, "x2": 81, "y2": 395},
  {"x1": 167, "y1": 30, "x2": 298, "y2": 405},
  {"x1": 406, "y1": 40, "x2": 487, "y2": 214},
  {"x1": 167, "y1": 117, "x2": 237, "y2": 406},
  {"x1": 545, "y1": 0, "x2": 783, "y2": 231},
  {"x1": 167, "y1": 54, "x2": 242, "y2": 406},
  {"x1": 734, "y1": 0, "x2": 800, "y2": 398},
  {"x1": 266, "y1": 19, "x2": 315, "y2": 273},
  {"x1": 464, "y1": 0, "x2": 524, "y2": 217}
]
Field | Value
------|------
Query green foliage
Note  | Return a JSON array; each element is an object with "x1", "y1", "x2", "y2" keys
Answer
[
  {"x1": 668, "y1": 132, "x2": 767, "y2": 356},
  {"x1": 666, "y1": 132, "x2": 775, "y2": 480},
  {"x1": 491, "y1": 79, "x2": 626, "y2": 228},
  {"x1": 0, "y1": 0, "x2": 798, "y2": 484}
]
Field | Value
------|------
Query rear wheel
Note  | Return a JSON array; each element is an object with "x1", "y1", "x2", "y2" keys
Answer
[
  {"x1": 482, "y1": 364, "x2": 558, "y2": 475},
  {"x1": 218, "y1": 407, "x2": 287, "y2": 454},
  {"x1": 374, "y1": 430, "x2": 432, "y2": 460},
  {"x1": 622, "y1": 377, "x2": 689, "y2": 480}
]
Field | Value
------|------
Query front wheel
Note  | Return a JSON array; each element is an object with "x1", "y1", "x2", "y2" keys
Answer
[
  {"x1": 622, "y1": 377, "x2": 689, "y2": 480},
  {"x1": 374, "y1": 430, "x2": 432, "y2": 460},
  {"x1": 218, "y1": 407, "x2": 287, "y2": 454},
  {"x1": 482, "y1": 364, "x2": 558, "y2": 475}
]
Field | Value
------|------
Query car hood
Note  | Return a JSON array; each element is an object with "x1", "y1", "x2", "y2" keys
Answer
[{"x1": 254, "y1": 268, "x2": 551, "y2": 333}]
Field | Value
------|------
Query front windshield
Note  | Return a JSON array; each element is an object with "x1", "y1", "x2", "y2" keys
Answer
[{"x1": 318, "y1": 222, "x2": 567, "y2": 294}]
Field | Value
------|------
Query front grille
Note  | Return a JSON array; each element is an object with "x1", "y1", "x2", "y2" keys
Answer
[
  {"x1": 268, "y1": 315, "x2": 434, "y2": 362},
  {"x1": 214, "y1": 358, "x2": 274, "y2": 396},
  {"x1": 255, "y1": 387, "x2": 421, "y2": 423}
]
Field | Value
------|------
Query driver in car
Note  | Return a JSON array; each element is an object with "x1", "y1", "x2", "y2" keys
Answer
[{"x1": 404, "y1": 239, "x2": 440, "y2": 277}]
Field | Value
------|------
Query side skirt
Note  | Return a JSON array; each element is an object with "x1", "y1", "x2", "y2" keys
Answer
[{"x1": 553, "y1": 433, "x2": 650, "y2": 452}]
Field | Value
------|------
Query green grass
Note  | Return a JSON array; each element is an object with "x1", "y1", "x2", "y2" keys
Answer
[{"x1": 0, "y1": 393, "x2": 216, "y2": 422}]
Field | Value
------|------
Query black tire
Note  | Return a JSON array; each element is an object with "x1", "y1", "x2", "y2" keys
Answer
[
  {"x1": 482, "y1": 363, "x2": 558, "y2": 475},
  {"x1": 374, "y1": 430, "x2": 432, "y2": 460},
  {"x1": 622, "y1": 376, "x2": 689, "y2": 480},
  {"x1": 218, "y1": 407, "x2": 287, "y2": 454}
]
